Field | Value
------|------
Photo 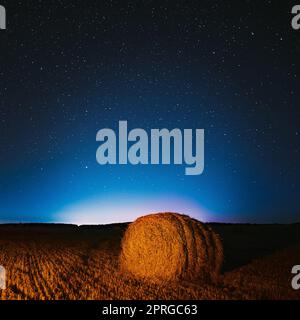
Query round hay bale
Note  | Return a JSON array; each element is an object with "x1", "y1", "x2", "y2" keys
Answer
[{"x1": 119, "y1": 212, "x2": 223, "y2": 283}]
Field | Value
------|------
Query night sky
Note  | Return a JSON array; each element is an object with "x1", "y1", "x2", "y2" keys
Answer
[{"x1": 0, "y1": 1, "x2": 299, "y2": 224}]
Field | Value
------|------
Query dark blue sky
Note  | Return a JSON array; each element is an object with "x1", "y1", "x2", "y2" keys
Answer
[{"x1": 0, "y1": 1, "x2": 299, "y2": 224}]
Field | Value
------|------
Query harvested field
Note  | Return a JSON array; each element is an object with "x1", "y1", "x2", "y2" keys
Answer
[{"x1": 0, "y1": 222, "x2": 299, "y2": 300}]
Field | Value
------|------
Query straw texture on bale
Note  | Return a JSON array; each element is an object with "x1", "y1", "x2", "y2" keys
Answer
[{"x1": 120, "y1": 213, "x2": 223, "y2": 283}]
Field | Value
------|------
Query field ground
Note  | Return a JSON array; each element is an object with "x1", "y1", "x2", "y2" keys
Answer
[{"x1": 0, "y1": 223, "x2": 299, "y2": 300}]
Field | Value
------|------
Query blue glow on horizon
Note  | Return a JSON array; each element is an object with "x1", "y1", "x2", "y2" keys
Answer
[{"x1": 55, "y1": 193, "x2": 214, "y2": 225}]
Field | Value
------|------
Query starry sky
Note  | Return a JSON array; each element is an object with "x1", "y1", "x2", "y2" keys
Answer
[{"x1": 0, "y1": 0, "x2": 299, "y2": 224}]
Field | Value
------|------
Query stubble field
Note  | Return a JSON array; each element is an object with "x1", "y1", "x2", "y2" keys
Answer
[{"x1": 0, "y1": 223, "x2": 299, "y2": 300}]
